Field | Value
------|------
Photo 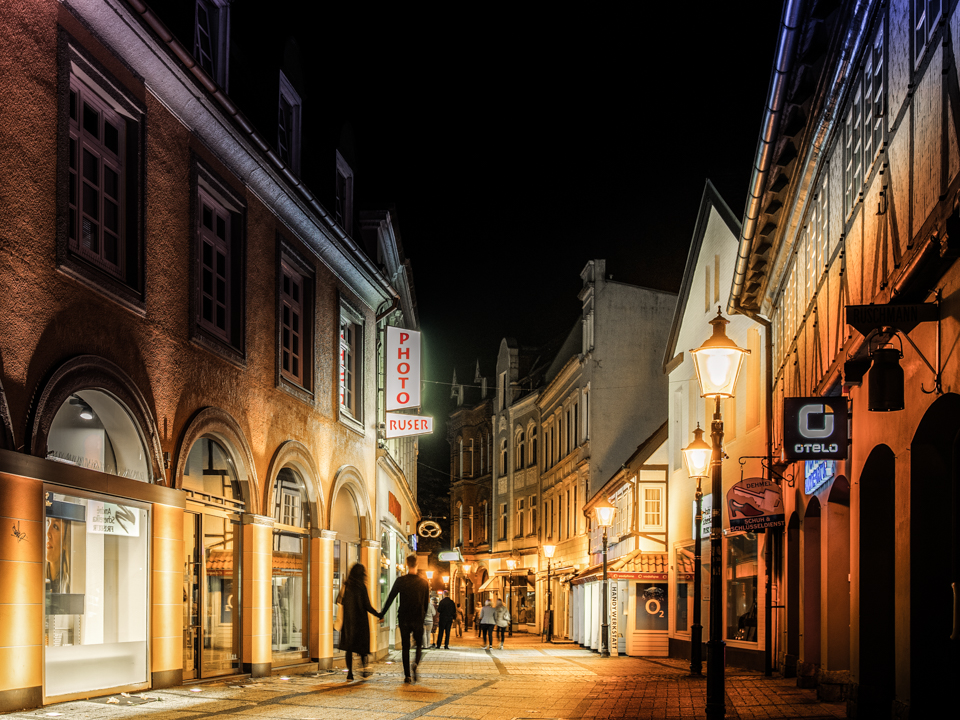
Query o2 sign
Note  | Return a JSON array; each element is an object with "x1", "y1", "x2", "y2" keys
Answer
[
  {"x1": 782, "y1": 397, "x2": 847, "y2": 461},
  {"x1": 386, "y1": 327, "x2": 421, "y2": 411}
]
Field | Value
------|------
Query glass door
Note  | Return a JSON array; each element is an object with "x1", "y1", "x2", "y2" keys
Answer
[{"x1": 182, "y1": 512, "x2": 201, "y2": 681}]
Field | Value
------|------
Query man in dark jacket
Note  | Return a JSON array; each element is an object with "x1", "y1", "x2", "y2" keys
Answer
[
  {"x1": 436, "y1": 595, "x2": 457, "y2": 649},
  {"x1": 381, "y1": 554, "x2": 430, "y2": 683}
]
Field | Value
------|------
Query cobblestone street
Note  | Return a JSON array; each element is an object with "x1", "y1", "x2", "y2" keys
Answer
[{"x1": 5, "y1": 634, "x2": 846, "y2": 720}]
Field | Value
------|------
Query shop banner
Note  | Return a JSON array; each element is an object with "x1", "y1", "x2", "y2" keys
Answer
[
  {"x1": 88, "y1": 500, "x2": 140, "y2": 537},
  {"x1": 386, "y1": 326, "x2": 421, "y2": 411},
  {"x1": 726, "y1": 477, "x2": 784, "y2": 531},
  {"x1": 385, "y1": 412, "x2": 434, "y2": 438}
]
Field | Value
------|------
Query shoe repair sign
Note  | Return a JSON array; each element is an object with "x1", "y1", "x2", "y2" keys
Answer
[{"x1": 726, "y1": 477, "x2": 784, "y2": 531}]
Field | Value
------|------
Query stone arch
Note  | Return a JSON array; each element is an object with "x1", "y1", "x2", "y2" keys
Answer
[
  {"x1": 856, "y1": 444, "x2": 895, "y2": 717},
  {"x1": 27, "y1": 354, "x2": 163, "y2": 482},
  {"x1": 329, "y1": 465, "x2": 373, "y2": 540},
  {"x1": 174, "y1": 406, "x2": 260, "y2": 513},
  {"x1": 909, "y1": 393, "x2": 960, "y2": 714},
  {"x1": 263, "y1": 440, "x2": 324, "y2": 529}
]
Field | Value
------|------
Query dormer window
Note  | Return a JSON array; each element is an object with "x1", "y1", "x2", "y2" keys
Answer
[
  {"x1": 278, "y1": 71, "x2": 301, "y2": 175},
  {"x1": 194, "y1": 0, "x2": 230, "y2": 90},
  {"x1": 335, "y1": 150, "x2": 354, "y2": 235}
]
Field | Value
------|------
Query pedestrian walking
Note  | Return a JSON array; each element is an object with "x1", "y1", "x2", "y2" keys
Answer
[
  {"x1": 423, "y1": 598, "x2": 436, "y2": 647},
  {"x1": 474, "y1": 603, "x2": 483, "y2": 636},
  {"x1": 455, "y1": 602, "x2": 464, "y2": 637},
  {"x1": 437, "y1": 595, "x2": 456, "y2": 648},
  {"x1": 381, "y1": 554, "x2": 430, "y2": 684},
  {"x1": 493, "y1": 598, "x2": 510, "y2": 650},
  {"x1": 336, "y1": 563, "x2": 382, "y2": 680},
  {"x1": 478, "y1": 598, "x2": 496, "y2": 649}
]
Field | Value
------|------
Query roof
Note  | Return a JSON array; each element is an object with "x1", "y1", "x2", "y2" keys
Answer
[
  {"x1": 661, "y1": 180, "x2": 741, "y2": 375},
  {"x1": 569, "y1": 550, "x2": 670, "y2": 585}
]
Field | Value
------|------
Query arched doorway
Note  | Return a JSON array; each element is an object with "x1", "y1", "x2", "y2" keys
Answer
[
  {"x1": 330, "y1": 482, "x2": 367, "y2": 654},
  {"x1": 269, "y1": 467, "x2": 312, "y2": 666},
  {"x1": 856, "y1": 444, "x2": 895, "y2": 717},
  {"x1": 799, "y1": 496, "x2": 821, "y2": 686},
  {"x1": 181, "y1": 435, "x2": 250, "y2": 680},
  {"x1": 909, "y1": 394, "x2": 960, "y2": 715},
  {"x1": 823, "y1": 477, "x2": 850, "y2": 671}
]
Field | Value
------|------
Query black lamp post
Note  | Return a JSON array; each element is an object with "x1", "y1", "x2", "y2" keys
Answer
[
  {"x1": 593, "y1": 496, "x2": 617, "y2": 658},
  {"x1": 683, "y1": 424, "x2": 712, "y2": 677},
  {"x1": 543, "y1": 544, "x2": 556, "y2": 642},
  {"x1": 690, "y1": 309, "x2": 748, "y2": 720}
]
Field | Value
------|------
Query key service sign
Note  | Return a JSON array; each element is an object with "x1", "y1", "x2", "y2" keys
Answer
[
  {"x1": 726, "y1": 477, "x2": 784, "y2": 531},
  {"x1": 782, "y1": 397, "x2": 847, "y2": 461}
]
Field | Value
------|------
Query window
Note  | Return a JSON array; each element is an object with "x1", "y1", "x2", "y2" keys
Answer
[
  {"x1": 530, "y1": 428, "x2": 537, "y2": 468},
  {"x1": 641, "y1": 486, "x2": 665, "y2": 532},
  {"x1": 498, "y1": 372, "x2": 507, "y2": 410},
  {"x1": 60, "y1": 40, "x2": 145, "y2": 304},
  {"x1": 547, "y1": 500, "x2": 553, "y2": 538},
  {"x1": 193, "y1": 167, "x2": 245, "y2": 357},
  {"x1": 500, "y1": 438, "x2": 507, "y2": 476},
  {"x1": 457, "y1": 503, "x2": 463, "y2": 545},
  {"x1": 515, "y1": 498, "x2": 525, "y2": 538},
  {"x1": 458, "y1": 438, "x2": 464, "y2": 478},
  {"x1": 915, "y1": 1, "x2": 942, "y2": 64},
  {"x1": 339, "y1": 309, "x2": 362, "y2": 420},
  {"x1": 469, "y1": 438, "x2": 475, "y2": 476},
  {"x1": 530, "y1": 503, "x2": 537, "y2": 537},
  {"x1": 481, "y1": 501, "x2": 489, "y2": 542},
  {"x1": 335, "y1": 150, "x2": 354, "y2": 235},
  {"x1": 558, "y1": 494, "x2": 564, "y2": 540},
  {"x1": 515, "y1": 429, "x2": 525, "y2": 470},
  {"x1": 278, "y1": 71, "x2": 301, "y2": 175},
  {"x1": 499, "y1": 503, "x2": 507, "y2": 540},
  {"x1": 279, "y1": 254, "x2": 312, "y2": 390},
  {"x1": 194, "y1": 0, "x2": 230, "y2": 89},
  {"x1": 844, "y1": 22, "x2": 885, "y2": 217},
  {"x1": 468, "y1": 506, "x2": 474, "y2": 542}
]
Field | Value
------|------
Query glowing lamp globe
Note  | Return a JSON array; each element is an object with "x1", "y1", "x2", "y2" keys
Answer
[
  {"x1": 593, "y1": 496, "x2": 616, "y2": 528},
  {"x1": 690, "y1": 310, "x2": 749, "y2": 398},
  {"x1": 543, "y1": 544, "x2": 556, "y2": 559},
  {"x1": 682, "y1": 424, "x2": 712, "y2": 479}
]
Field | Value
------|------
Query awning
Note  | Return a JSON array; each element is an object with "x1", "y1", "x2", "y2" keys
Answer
[
  {"x1": 570, "y1": 550, "x2": 670, "y2": 585},
  {"x1": 477, "y1": 576, "x2": 504, "y2": 593}
]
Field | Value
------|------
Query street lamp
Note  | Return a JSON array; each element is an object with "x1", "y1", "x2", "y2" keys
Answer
[
  {"x1": 543, "y1": 544, "x2": 556, "y2": 642},
  {"x1": 593, "y1": 496, "x2": 616, "y2": 658},
  {"x1": 682, "y1": 424, "x2": 711, "y2": 677},
  {"x1": 690, "y1": 309, "x2": 748, "y2": 720}
]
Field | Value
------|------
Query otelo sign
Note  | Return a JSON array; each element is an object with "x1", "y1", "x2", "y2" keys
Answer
[{"x1": 782, "y1": 397, "x2": 847, "y2": 461}]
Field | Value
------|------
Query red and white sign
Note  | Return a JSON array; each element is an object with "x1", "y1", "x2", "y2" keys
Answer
[
  {"x1": 385, "y1": 412, "x2": 433, "y2": 439},
  {"x1": 386, "y1": 326, "x2": 421, "y2": 411}
]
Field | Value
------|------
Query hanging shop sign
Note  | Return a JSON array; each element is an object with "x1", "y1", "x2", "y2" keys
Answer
[
  {"x1": 386, "y1": 326, "x2": 421, "y2": 411},
  {"x1": 846, "y1": 302, "x2": 938, "y2": 336},
  {"x1": 438, "y1": 549, "x2": 464, "y2": 562},
  {"x1": 385, "y1": 412, "x2": 434, "y2": 438},
  {"x1": 726, "y1": 477, "x2": 784, "y2": 531},
  {"x1": 804, "y1": 459, "x2": 836, "y2": 495},
  {"x1": 782, "y1": 397, "x2": 848, "y2": 461}
]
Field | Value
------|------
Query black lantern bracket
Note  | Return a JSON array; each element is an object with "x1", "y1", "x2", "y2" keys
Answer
[
  {"x1": 738, "y1": 455, "x2": 797, "y2": 488},
  {"x1": 846, "y1": 291, "x2": 942, "y2": 396}
]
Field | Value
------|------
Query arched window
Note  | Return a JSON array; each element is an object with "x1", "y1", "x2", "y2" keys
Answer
[
  {"x1": 458, "y1": 437, "x2": 464, "y2": 478},
  {"x1": 457, "y1": 502, "x2": 463, "y2": 545},
  {"x1": 515, "y1": 428, "x2": 525, "y2": 470},
  {"x1": 500, "y1": 438, "x2": 507, "y2": 476},
  {"x1": 529, "y1": 427, "x2": 537, "y2": 468}
]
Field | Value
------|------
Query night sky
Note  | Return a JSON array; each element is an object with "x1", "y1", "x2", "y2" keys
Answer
[{"x1": 150, "y1": 1, "x2": 786, "y2": 477}]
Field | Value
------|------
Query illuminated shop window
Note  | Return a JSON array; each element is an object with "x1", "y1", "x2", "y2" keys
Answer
[
  {"x1": 46, "y1": 390, "x2": 150, "y2": 481},
  {"x1": 726, "y1": 533, "x2": 759, "y2": 642},
  {"x1": 44, "y1": 490, "x2": 149, "y2": 698}
]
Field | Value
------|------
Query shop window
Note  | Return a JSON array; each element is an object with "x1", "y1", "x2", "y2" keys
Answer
[
  {"x1": 44, "y1": 490, "x2": 149, "y2": 698},
  {"x1": 635, "y1": 582, "x2": 668, "y2": 631},
  {"x1": 46, "y1": 390, "x2": 150, "y2": 481},
  {"x1": 59, "y1": 38, "x2": 145, "y2": 306},
  {"x1": 183, "y1": 437, "x2": 244, "y2": 504},
  {"x1": 726, "y1": 533, "x2": 759, "y2": 642},
  {"x1": 271, "y1": 468, "x2": 308, "y2": 663}
]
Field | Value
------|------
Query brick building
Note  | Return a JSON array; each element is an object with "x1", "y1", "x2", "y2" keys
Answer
[{"x1": 0, "y1": 0, "x2": 417, "y2": 708}]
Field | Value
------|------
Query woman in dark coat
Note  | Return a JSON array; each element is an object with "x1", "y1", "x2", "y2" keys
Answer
[{"x1": 338, "y1": 563, "x2": 382, "y2": 680}]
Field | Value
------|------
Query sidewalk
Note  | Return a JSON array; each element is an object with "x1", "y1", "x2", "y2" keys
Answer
[{"x1": 4, "y1": 633, "x2": 846, "y2": 720}]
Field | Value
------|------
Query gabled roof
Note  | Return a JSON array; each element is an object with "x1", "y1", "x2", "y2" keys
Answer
[{"x1": 661, "y1": 180, "x2": 740, "y2": 374}]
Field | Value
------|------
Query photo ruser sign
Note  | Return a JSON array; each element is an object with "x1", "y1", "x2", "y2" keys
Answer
[
  {"x1": 386, "y1": 326, "x2": 421, "y2": 411},
  {"x1": 782, "y1": 397, "x2": 848, "y2": 461}
]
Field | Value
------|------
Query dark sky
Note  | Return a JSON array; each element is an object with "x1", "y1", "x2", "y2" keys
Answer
[{"x1": 151, "y1": 1, "x2": 786, "y2": 476}]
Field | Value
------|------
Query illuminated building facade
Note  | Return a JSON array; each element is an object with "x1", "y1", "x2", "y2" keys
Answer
[{"x1": 0, "y1": 0, "x2": 416, "y2": 708}]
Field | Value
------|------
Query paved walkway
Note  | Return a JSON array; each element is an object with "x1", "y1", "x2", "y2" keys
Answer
[{"x1": 6, "y1": 633, "x2": 846, "y2": 720}]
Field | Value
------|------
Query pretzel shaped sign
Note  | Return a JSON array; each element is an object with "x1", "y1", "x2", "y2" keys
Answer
[{"x1": 418, "y1": 520, "x2": 442, "y2": 538}]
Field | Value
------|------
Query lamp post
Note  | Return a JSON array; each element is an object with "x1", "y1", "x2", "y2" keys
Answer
[
  {"x1": 690, "y1": 309, "x2": 748, "y2": 720},
  {"x1": 683, "y1": 424, "x2": 712, "y2": 677},
  {"x1": 543, "y1": 544, "x2": 556, "y2": 642},
  {"x1": 593, "y1": 496, "x2": 617, "y2": 658}
]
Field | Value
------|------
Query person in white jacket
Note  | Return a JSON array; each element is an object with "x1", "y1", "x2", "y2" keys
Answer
[
  {"x1": 423, "y1": 599, "x2": 437, "y2": 647},
  {"x1": 493, "y1": 598, "x2": 510, "y2": 650},
  {"x1": 478, "y1": 599, "x2": 496, "y2": 649}
]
